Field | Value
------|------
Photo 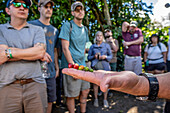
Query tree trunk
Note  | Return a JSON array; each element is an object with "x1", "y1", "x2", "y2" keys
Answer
[{"x1": 103, "y1": 0, "x2": 112, "y2": 27}]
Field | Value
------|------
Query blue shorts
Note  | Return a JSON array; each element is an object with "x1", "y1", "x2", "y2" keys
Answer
[
  {"x1": 45, "y1": 76, "x2": 57, "y2": 102},
  {"x1": 148, "y1": 62, "x2": 165, "y2": 71}
]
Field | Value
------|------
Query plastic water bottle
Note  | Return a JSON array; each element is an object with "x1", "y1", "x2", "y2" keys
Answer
[
  {"x1": 122, "y1": 40, "x2": 128, "y2": 49},
  {"x1": 41, "y1": 61, "x2": 50, "y2": 78}
]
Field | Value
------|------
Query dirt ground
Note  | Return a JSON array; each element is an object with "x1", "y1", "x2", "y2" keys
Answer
[{"x1": 52, "y1": 88, "x2": 165, "y2": 113}]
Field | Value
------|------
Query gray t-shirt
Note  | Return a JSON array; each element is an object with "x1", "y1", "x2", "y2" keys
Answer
[
  {"x1": 0, "y1": 23, "x2": 46, "y2": 89},
  {"x1": 144, "y1": 42, "x2": 167, "y2": 64}
]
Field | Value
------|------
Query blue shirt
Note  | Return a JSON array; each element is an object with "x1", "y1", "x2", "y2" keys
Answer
[
  {"x1": 29, "y1": 20, "x2": 59, "y2": 78},
  {"x1": 88, "y1": 42, "x2": 112, "y2": 71},
  {"x1": 59, "y1": 20, "x2": 89, "y2": 68}
]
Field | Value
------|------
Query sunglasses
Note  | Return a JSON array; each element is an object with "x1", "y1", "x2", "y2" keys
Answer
[
  {"x1": 44, "y1": 5, "x2": 53, "y2": 9},
  {"x1": 12, "y1": 2, "x2": 29, "y2": 9},
  {"x1": 74, "y1": 8, "x2": 84, "y2": 13}
]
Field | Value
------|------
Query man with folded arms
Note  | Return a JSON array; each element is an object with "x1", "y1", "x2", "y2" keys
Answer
[{"x1": 0, "y1": 0, "x2": 49, "y2": 112}]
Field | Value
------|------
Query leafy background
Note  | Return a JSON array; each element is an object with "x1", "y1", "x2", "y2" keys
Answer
[{"x1": 0, "y1": 0, "x2": 169, "y2": 71}]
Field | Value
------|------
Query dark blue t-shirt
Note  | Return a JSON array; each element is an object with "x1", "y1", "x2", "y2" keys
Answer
[{"x1": 29, "y1": 20, "x2": 59, "y2": 78}]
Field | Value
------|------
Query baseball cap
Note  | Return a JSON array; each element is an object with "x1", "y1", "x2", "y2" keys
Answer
[
  {"x1": 6, "y1": 0, "x2": 32, "y2": 8},
  {"x1": 104, "y1": 29, "x2": 112, "y2": 33},
  {"x1": 71, "y1": 1, "x2": 84, "y2": 11},
  {"x1": 130, "y1": 21, "x2": 138, "y2": 27},
  {"x1": 38, "y1": 0, "x2": 54, "y2": 6},
  {"x1": 151, "y1": 34, "x2": 159, "y2": 38}
]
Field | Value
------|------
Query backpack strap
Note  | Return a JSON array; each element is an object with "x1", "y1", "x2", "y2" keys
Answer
[
  {"x1": 148, "y1": 43, "x2": 161, "y2": 52},
  {"x1": 148, "y1": 43, "x2": 151, "y2": 50},
  {"x1": 69, "y1": 21, "x2": 88, "y2": 39},
  {"x1": 157, "y1": 43, "x2": 162, "y2": 52},
  {"x1": 69, "y1": 21, "x2": 73, "y2": 39}
]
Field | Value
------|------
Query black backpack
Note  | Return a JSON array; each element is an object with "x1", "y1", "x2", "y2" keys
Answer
[
  {"x1": 147, "y1": 43, "x2": 163, "y2": 61},
  {"x1": 148, "y1": 43, "x2": 161, "y2": 52},
  {"x1": 58, "y1": 21, "x2": 88, "y2": 60}
]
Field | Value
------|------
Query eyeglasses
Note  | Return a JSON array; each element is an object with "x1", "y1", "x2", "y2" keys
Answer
[
  {"x1": 74, "y1": 8, "x2": 84, "y2": 13},
  {"x1": 44, "y1": 5, "x2": 53, "y2": 9},
  {"x1": 12, "y1": 2, "x2": 29, "y2": 9}
]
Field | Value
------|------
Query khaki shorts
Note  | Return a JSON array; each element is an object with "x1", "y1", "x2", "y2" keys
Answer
[
  {"x1": 0, "y1": 82, "x2": 47, "y2": 113},
  {"x1": 63, "y1": 74, "x2": 90, "y2": 97},
  {"x1": 124, "y1": 55, "x2": 142, "y2": 75}
]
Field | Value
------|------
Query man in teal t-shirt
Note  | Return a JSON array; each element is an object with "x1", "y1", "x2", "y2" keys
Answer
[{"x1": 59, "y1": 1, "x2": 90, "y2": 113}]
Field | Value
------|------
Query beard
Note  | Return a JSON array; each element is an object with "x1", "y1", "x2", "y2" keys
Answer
[
  {"x1": 129, "y1": 29, "x2": 135, "y2": 34},
  {"x1": 75, "y1": 16, "x2": 83, "y2": 20}
]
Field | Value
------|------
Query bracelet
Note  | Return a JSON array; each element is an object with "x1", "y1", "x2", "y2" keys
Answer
[
  {"x1": 5, "y1": 49, "x2": 10, "y2": 59},
  {"x1": 8, "y1": 49, "x2": 13, "y2": 58},
  {"x1": 139, "y1": 73, "x2": 159, "y2": 101}
]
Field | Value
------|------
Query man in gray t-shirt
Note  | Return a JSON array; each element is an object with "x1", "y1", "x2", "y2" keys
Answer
[{"x1": 0, "y1": 0, "x2": 48, "y2": 113}]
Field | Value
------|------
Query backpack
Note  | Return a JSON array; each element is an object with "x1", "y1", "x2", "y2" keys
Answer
[
  {"x1": 147, "y1": 42, "x2": 163, "y2": 61},
  {"x1": 69, "y1": 21, "x2": 88, "y2": 37},
  {"x1": 58, "y1": 21, "x2": 88, "y2": 60},
  {"x1": 148, "y1": 43, "x2": 161, "y2": 52}
]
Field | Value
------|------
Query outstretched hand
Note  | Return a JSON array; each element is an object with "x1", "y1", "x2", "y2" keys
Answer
[{"x1": 62, "y1": 68, "x2": 147, "y2": 96}]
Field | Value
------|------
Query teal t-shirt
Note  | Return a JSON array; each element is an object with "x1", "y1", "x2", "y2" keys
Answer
[{"x1": 59, "y1": 20, "x2": 89, "y2": 68}]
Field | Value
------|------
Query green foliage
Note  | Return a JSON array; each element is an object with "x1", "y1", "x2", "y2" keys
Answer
[{"x1": 0, "y1": 0, "x2": 169, "y2": 71}]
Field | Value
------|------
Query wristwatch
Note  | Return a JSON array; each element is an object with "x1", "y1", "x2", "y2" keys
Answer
[{"x1": 136, "y1": 73, "x2": 159, "y2": 101}]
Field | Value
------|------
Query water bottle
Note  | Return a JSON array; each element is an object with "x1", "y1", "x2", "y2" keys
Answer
[
  {"x1": 122, "y1": 40, "x2": 128, "y2": 49},
  {"x1": 41, "y1": 61, "x2": 50, "y2": 78}
]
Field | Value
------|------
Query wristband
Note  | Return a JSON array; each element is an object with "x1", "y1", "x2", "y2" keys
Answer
[
  {"x1": 138, "y1": 73, "x2": 159, "y2": 101},
  {"x1": 8, "y1": 49, "x2": 13, "y2": 58},
  {"x1": 5, "y1": 49, "x2": 10, "y2": 59}
]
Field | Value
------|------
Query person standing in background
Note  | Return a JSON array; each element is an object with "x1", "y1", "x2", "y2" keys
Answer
[
  {"x1": 59, "y1": 1, "x2": 90, "y2": 113},
  {"x1": 122, "y1": 21, "x2": 143, "y2": 98},
  {"x1": 122, "y1": 21, "x2": 143, "y2": 75},
  {"x1": 88, "y1": 31, "x2": 112, "y2": 108},
  {"x1": 144, "y1": 34, "x2": 167, "y2": 74},
  {"x1": 29, "y1": 0, "x2": 59, "y2": 113},
  {"x1": 104, "y1": 29, "x2": 119, "y2": 71}
]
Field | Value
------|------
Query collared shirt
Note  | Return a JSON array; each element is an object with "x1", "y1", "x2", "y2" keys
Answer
[
  {"x1": 122, "y1": 28, "x2": 143, "y2": 56},
  {"x1": 0, "y1": 22, "x2": 46, "y2": 89},
  {"x1": 88, "y1": 42, "x2": 112, "y2": 70},
  {"x1": 29, "y1": 20, "x2": 59, "y2": 78}
]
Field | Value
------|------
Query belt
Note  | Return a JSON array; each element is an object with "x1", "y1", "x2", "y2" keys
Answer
[
  {"x1": 126, "y1": 55, "x2": 140, "y2": 58},
  {"x1": 12, "y1": 78, "x2": 34, "y2": 85}
]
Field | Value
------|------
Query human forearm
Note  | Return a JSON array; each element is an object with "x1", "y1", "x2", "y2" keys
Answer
[
  {"x1": 62, "y1": 47, "x2": 74, "y2": 64},
  {"x1": 54, "y1": 48, "x2": 59, "y2": 77},
  {"x1": 9, "y1": 45, "x2": 45, "y2": 60},
  {"x1": 163, "y1": 52, "x2": 167, "y2": 63},
  {"x1": 101, "y1": 71, "x2": 149, "y2": 96},
  {"x1": 111, "y1": 42, "x2": 118, "y2": 52},
  {"x1": 128, "y1": 36, "x2": 143, "y2": 45},
  {"x1": 144, "y1": 52, "x2": 148, "y2": 62},
  {"x1": 156, "y1": 73, "x2": 170, "y2": 99}
]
